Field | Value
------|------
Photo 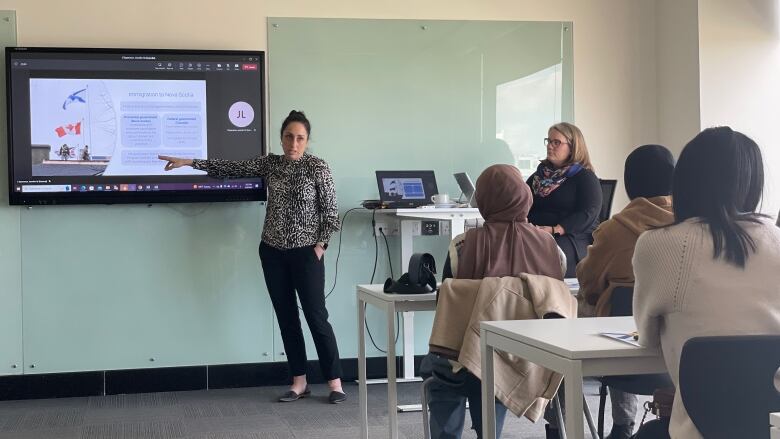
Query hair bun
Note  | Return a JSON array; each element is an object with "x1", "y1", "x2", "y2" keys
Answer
[{"x1": 281, "y1": 110, "x2": 311, "y2": 137}]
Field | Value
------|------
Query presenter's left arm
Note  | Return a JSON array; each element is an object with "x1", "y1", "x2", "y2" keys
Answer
[
  {"x1": 558, "y1": 170, "x2": 602, "y2": 235},
  {"x1": 314, "y1": 161, "x2": 341, "y2": 247}
]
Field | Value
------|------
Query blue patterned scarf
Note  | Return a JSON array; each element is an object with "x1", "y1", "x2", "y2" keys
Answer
[{"x1": 531, "y1": 163, "x2": 583, "y2": 197}]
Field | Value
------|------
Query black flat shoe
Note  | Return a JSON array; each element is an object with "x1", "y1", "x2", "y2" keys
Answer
[
  {"x1": 278, "y1": 386, "x2": 311, "y2": 402},
  {"x1": 328, "y1": 390, "x2": 347, "y2": 404}
]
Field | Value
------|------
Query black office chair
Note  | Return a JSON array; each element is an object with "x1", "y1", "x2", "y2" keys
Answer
[
  {"x1": 680, "y1": 335, "x2": 780, "y2": 439},
  {"x1": 598, "y1": 179, "x2": 618, "y2": 223},
  {"x1": 596, "y1": 286, "x2": 673, "y2": 438}
]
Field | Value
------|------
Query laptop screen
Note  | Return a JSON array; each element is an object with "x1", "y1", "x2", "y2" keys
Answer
[
  {"x1": 375, "y1": 170, "x2": 438, "y2": 207},
  {"x1": 454, "y1": 172, "x2": 477, "y2": 207}
]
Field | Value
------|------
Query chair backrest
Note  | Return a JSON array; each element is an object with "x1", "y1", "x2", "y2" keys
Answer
[
  {"x1": 679, "y1": 335, "x2": 780, "y2": 439},
  {"x1": 608, "y1": 286, "x2": 634, "y2": 317},
  {"x1": 598, "y1": 179, "x2": 618, "y2": 223}
]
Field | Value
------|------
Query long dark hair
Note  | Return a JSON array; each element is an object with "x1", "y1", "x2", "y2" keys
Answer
[{"x1": 672, "y1": 126, "x2": 765, "y2": 268}]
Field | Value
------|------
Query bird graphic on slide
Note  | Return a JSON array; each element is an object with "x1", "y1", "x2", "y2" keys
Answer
[{"x1": 62, "y1": 88, "x2": 86, "y2": 110}]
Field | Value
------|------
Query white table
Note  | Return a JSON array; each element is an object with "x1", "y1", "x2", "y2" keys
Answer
[
  {"x1": 771, "y1": 412, "x2": 780, "y2": 438},
  {"x1": 357, "y1": 283, "x2": 438, "y2": 439},
  {"x1": 374, "y1": 207, "x2": 481, "y2": 380},
  {"x1": 357, "y1": 280, "x2": 580, "y2": 439},
  {"x1": 480, "y1": 317, "x2": 666, "y2": 439}
]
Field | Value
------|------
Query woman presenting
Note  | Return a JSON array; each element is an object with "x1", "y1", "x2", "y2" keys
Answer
[
  {"x1": 159, "y1": 110, "x2": 346, "y2": 404},
  {"x1": 527, "y1": 122, "x2": 602, "y2": 278}
]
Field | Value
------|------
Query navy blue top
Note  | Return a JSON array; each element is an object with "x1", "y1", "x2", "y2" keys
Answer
[{"x1": 526, "y1": 165, "x2": 602, "y2": 235}]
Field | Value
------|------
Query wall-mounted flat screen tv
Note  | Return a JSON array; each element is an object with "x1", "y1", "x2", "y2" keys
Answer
[{"x1": 6, "y1": 47, "x2": 266, "y2": 205}]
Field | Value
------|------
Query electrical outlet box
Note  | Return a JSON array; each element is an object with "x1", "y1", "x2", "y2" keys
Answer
[
  {"x1": 439, "y1": 221, "x2": 451, "y2": 236},
  {"x1": 374, "y1": 221, "x2": 399, "y2": 236},
  {"x1": 411, "y1": 221, "x2": 422, "y2": 236},
  {"x1": 421, "y1": 220, "x2": 439, "y2": 236}
]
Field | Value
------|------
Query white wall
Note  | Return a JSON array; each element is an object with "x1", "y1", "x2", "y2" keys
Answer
[
  {"x1": 698, "y1": 0, "x2": 780, "y2": 217},
  {"x1": 0, "y1": 0, "x2": 663, "y2": 210},
  {"x1": 656, "y1": 0, "x2": 701, "y2": 157}
]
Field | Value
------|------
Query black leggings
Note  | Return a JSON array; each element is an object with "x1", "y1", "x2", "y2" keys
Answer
[{"x1": 259, "y1": 241, "x2": 343, "y2": 380}]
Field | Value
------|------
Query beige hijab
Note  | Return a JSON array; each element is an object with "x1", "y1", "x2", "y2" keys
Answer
[{"x1": 458, "y1": 165, "x2": 563, "y2": 280}]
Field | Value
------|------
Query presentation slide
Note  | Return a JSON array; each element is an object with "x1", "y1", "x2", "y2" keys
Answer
[
  {"x1": 29, "y1": 78, "x2": 208, "y2": 177},
  {"x1": 381, "y1": 177, "x2": 425, "y2": 200}
]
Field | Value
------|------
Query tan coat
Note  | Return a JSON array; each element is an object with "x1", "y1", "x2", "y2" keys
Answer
[
  {"x1": 429, "y1": 274, "x2": 577, "y2": 420},
  {"x1": 576, "y1": 196, "x2": 673, "y2": 317}
]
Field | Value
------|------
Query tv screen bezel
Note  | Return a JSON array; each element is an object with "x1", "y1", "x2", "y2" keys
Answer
[{"x1": 5, "y1": 46, "x2": 267, "y2": 206}]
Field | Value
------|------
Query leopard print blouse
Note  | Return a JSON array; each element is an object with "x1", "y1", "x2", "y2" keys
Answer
[{"x1": 192, "y1": 153, "x2": 340, "y2": 250}]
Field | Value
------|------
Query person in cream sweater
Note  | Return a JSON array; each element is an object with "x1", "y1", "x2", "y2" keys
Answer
[{"x1": 633, "y1": 127, "x2": 780, "y2": 439}]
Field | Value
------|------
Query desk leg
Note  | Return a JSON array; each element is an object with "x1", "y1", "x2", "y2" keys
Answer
[
  {"x1": 401, "y1": 311, "x2": 415, "y2": 379},
  {"x1": 399, "y1": 219, "x2": 418, "y2": 383},
  {"x1": 450, "y1": 218, "x2": 466, "y2": 237},
  {"x1": 400, "y1": 220, "x2": 414, "y2": 270},
  {"x1": 358, "y1": 299, "x2": 368, "y2": 439},
  {"x1": 564, "y1": 361, "x2": 585, "y2": 439},
  {"x1": 481, "y1": 329, "x2": 497, "y2": 439},
  {"x1": 387, "y1": 303, "x2": 399, "y2": 439}
]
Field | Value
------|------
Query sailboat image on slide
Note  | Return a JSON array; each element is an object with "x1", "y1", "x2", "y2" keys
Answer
[{"x1": 84, "y1": 81, "x2": 118, "y2": 168}]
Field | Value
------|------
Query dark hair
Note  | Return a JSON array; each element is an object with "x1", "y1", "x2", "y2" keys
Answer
[
  {"x1": 624, "y1": 144, "x2": 675, "y2": 199},
  {"x1": 672, "y1": 126, "x2": 765, "y2": 268},
  {"x1": 280, "y1": 110, "x2": 311, "y2": 138}
]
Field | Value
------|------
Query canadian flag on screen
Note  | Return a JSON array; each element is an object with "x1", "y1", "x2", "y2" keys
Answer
[{"x1": 55, "y1": 122, "x2": 81, "y2": 137}]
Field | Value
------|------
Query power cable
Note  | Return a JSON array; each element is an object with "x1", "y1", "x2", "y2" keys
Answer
[
  {"x1": 324, "y1": 207, "x2": 362, "y2": 300},
  {"x1": 365, "y1": 207, "x2": 399, "y2": 353}
]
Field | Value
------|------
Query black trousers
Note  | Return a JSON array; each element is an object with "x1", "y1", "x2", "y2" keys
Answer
[
  {"x1": 555, "y1": 233, "x2": 592, "y2": 278},
  {"x1": 259, "y1": 241, "x2": 343, "y2": 380}
]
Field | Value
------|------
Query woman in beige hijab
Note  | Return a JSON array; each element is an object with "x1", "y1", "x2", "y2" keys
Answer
[
  {"x1": 445, "y1": 164, "x2": 565, "y2": 281},
  {"x1": 427, "y1": 164, "x2": 564, "y2": 439}
]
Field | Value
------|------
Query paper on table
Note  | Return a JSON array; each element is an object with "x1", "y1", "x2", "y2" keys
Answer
[
  {"x1": 600, "y1": 332, "x2": 641, "y2": 347},
  {"x1": 564, "y1": 278, "x2": 579, "y2": 289}
]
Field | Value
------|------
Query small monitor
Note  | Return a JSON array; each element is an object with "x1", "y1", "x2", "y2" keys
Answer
[
  {"x1": 454, "y1": 172, "x2": 477, "y2": 207},
  {"x1": 375, "y1": 170, "x2": 438, "y2": 208}
]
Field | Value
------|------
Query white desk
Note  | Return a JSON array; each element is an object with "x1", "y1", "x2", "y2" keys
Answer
[
  {"x1": 479, "y1": 317, "x2": 665, "y2": 439},
  {"x1": 357, "y1": 279, "x2": 580, "y2": 439},
  {"x1": 357, "y1": 283, "x2": 438, "y2": 439},
  {"x1": 374, "y1": 207, "x2": 481, "y2": 380}
]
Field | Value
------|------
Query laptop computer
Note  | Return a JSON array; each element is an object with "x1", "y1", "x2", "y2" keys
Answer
[
  {"x1": 375, "y1": 170, "x2": 438, "y2": 208},
  {"x1": 454, "y1": 172, "x2": 477, "y2": 207}
]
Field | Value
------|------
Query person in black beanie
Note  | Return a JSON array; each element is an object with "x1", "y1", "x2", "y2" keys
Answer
[
  {"x1": 557, "y1": 144, "x2": 675, "y2": 439},
  {"x1": 624, "y1": 144, "x2": 675, "y2": 200}
]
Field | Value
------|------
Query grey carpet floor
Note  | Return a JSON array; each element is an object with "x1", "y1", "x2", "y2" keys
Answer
[{"x1": 0, "y1": 379, "x2": 651, "y2": 438}]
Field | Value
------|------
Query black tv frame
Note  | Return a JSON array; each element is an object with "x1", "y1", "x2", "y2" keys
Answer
[{"x1": 6, "y1": 47, "x2": 267, "y2": 205}]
